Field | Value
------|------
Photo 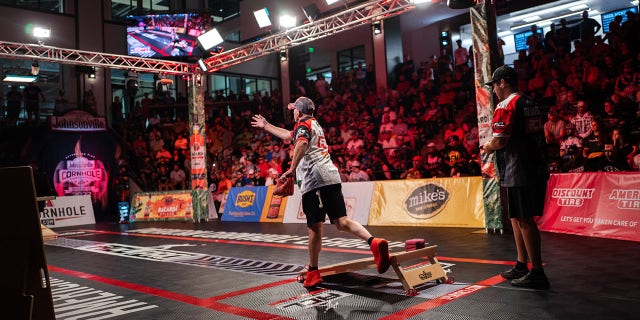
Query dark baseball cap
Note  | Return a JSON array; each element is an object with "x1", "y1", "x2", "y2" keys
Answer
[
  {"x1": 287, "y1": 96, "x2": 316, "y2": 115},
  {"x1": 485, "y1": 65, "x2": 517, "y2": 86}
]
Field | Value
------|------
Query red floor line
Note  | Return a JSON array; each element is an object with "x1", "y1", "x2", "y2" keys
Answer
[
  {"x1": 49, "y1": 265, "x2": 294, "y2": 320},
  {"x1": 379, "y1": 275, "x2": 507, "y2": 320},
  {"x1": 79, "y1": 229, "x2": 516, "y2": 265}
]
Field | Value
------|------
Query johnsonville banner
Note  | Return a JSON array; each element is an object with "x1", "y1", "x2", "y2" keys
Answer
[
  {"x1": 538, "y1": 172, "x2": 640, "y2": 242},
  {"x1": 130, "y1": 191, "x2": 193, "y2": 222},
  {"x1": 369, "y1": 177, "x2": 485, "y2": 227}
]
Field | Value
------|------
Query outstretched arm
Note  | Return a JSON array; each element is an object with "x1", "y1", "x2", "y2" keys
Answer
[{"x1": 251, "y1": 114, "x2": 292, "y2": 142}]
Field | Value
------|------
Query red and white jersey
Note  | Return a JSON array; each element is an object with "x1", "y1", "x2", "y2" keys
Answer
[{"x1": 292, "y1": 117, "x2": 341, "y2": 194}]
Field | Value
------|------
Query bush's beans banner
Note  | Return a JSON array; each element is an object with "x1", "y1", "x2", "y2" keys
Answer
[
  {"x1": 538, "y1": 172, "x2": 640, "y2": 242},
  {"x1": 222, "y1": 186, "x2": 270, "y2": 222}
]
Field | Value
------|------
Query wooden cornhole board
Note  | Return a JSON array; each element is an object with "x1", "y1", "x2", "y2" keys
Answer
[{"x1": 298, "y1": 245, "x2": 452, "y2": 295}]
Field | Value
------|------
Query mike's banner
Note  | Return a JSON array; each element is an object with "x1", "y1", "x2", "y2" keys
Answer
[
  {"x1": 538, "y1": 172, "x2": 640, "y2": 242},
  {"x1": 369, "y1": 177, "x2": 485, "y2": 227}
]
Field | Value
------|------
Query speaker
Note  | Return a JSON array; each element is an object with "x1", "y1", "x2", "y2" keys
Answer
[{"x1": 447, "y1": 0, "x2": 475, "y2": 9}]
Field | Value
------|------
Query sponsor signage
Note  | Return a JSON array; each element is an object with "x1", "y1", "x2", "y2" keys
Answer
[
  {"x1": 222, "y1": 186, "x2": 270, "y2": 222},
  {"x1": 39, "y1": 195, "x2": 95, "y2": 228},
  {"x1": 52, "y1": 139, "x2": 109, "y2": 205},
  {"x1": 369, "y1": 177, "x2": 485, "y2": 227},
  {"x1": 131, "y1": 191, "x2": 193, "y2": 221},
  {"x1": 404, "y1": 183, "x2": 450, "y2": 219},
  {"x1": 538, "y1": 172, "x2": 640, "y2": 242},
  {"x1": 50, "y1": 110, "x2": 107, "y2": 132}
]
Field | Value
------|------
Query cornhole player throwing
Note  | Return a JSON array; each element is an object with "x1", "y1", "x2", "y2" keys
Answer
[{"x1": 251, "y1": 97, "x2": 391, "y2": 287}]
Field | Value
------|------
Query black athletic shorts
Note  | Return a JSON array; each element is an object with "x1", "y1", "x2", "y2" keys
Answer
[
  {"x1": 500, "y1": 181, "x2": 546, "y2": 218},
  {"x1": 301, "y1": 183, "x2": 347, "y2": 227}
]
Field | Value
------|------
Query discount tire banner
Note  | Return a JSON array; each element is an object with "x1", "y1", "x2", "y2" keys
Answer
[{"x1": 538, "y1": 172, "x2": 640, "y2": 242}]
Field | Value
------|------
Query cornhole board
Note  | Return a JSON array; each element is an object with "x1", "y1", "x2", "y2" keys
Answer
[{"x1": 298, "y1": 245, "x2": 452, "y2": 295}]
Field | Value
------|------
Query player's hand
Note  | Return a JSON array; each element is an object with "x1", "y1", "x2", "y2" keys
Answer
[
  {"x1": 251, "y1": 114, "x2": 267, "y2": 129},
  {"x1": 280, "y1": 169, "x2": 293, "y2": 181}
]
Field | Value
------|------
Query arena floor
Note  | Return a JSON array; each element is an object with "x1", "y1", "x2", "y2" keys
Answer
[{"x1": 43, "y1": 220, "x2": 640, "y2": 320}]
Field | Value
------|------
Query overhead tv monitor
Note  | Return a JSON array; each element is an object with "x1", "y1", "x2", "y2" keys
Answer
[
  {"x1": 126, "y1": 13, "x2": 212, "y2": 58},
  {"x1": 601, "y1": 7, "x2": 638, "y2": 33},
  {"x1": 513, "y1": 28, "x2": 544, "y2": 52}
]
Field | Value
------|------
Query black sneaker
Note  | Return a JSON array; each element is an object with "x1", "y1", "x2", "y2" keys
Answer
[
  {"x1": 500, "y1": 267, "x2": 529, "y2": 280},
  {"x1": 511, "y1": 271, "x2": 550, "y2": 290}
]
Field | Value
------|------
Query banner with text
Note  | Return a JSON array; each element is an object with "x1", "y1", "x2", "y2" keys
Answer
[
  {"x1": 282, "y1": 182, "x2": 374, "y2": 225},
  {"x1": 222, "y1": 186, "x2": 270, "y2": 222},
  {"x1": 538, "y1": 172, "x2": 640, "y2": 242},
  {"x1": 39, "y1": 195, "x2": 95, "y2": 228},
  {"x1": 131, "y1": 191, "x2": 193, "y2": 222},
  {"x1": 368, "y1": 177, "x2": 485, "y2": 227}
]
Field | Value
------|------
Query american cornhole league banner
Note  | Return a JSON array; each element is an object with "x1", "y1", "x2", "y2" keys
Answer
[
  {"x1": 369, "y1": 177, "x2": 485, "y2": 227},
  {"x1": 538, "y1": 172, "x2": 640, "y2": 242},
  {"x1": 39, "y1": 195, "x2": 96, "y2": 228},
  {"x1": 130, "y1": 190, "x2": 193, "y2": 222}
]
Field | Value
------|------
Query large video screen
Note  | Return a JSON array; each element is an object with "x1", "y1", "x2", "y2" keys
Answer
[
  {"x1": 601, "y1": 7, "x2": 638, "y2": 33},
  {"x1": 126, "y1": 13, "x2": 212, "y2": 58},
  {"x1": 513, "y1": 29, "x2": 544, "y2": 52}
]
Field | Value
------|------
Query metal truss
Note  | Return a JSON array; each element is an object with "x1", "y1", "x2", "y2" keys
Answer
[
  {"x1": 0, "y1": 40, "x2": 196, "y2": 75},
  {"x1": 0, "y1": 0, "x2": 417, "y2": 75},
  {"x1": 202, "y1": 0, "x2": 417, "y2": 72}
]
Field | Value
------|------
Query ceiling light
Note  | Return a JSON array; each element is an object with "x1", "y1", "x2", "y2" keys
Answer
[
  {"x1": 280, "y1": 15, "x2": 296, "y2": 29},
  {"x1": 569, "y1": 4, "x2": 588, "y2": 11},
  {"x1": 197, "y1": 58, "x2": 208, "y2": 72},
  {"x1": 511, "y1": 10, "x2": 585, "y2": 31},
  {"x1": 326, "y1": 0, "x2": 340, "y2": 5},
  {"x1": 3, "y1": 75, "x2": 37, "y2": 83},
  {"x1": 197, "y1": 28, "x2": 224, "y2": 50},
  {"x1": 33, "y1": 27, "x2": 50, "y2": 38},
  {"x1": 254, "y1": 8, "x2": 271, "y2": 28},
  {"x1": 509, "y1": 0, "x2": 587, "y2": 22},
  {"x1": 522, "y1": 15, "x2": 541, "y2": 22},
  {"x1": 373, "y1": 21, "x2": 382, "y2": 35}
]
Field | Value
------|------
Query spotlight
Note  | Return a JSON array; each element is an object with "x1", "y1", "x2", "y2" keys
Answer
[
  {"x1": 198, "y1": 58, "x2": 208, "y2": 72},
  {"x1": 373, "y1": 21, "x2": 382, "y2": 35},
  {"x1": 254, "y1": 7, "x2": 272, "y2": 28},
  {"x1": 88, "y1": 67, "x2": 96, "y2": 78},
  {"x1": 279, "y1": 49, "x2": 287, "y2": 61},
  {"x1": 33, "y1": 26, "x2": 50, "y2": 45},
  {"x1": 31, "y1": 62, "x2": 40, "y2": 76},
  {"x1": 197, "y1": 28, "x2": 224, "y2": 51},
  {"x1": 279, "y1": 15, "x2": 296, "y2": 29}
]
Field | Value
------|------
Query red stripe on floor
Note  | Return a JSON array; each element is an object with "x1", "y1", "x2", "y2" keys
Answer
[
  {"x1": 379, "y1": 275, "x2": 507, "y2": 320},
  {"x1": 49, "y1": 265, "x2": 295, "y2": 320}
]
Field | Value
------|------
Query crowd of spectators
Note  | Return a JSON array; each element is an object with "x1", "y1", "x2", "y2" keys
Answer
[
  {"x1": 111, "y1": 12, "x2": 640, "y2": 198},
  {"x1": 2, "y1": 12, "x2": 639, "y2": 201}
]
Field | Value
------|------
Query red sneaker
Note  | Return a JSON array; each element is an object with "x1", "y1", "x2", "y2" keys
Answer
[
  {"x1": 371, "y1": 238, "x2": 390, "y2": 273},
  {"x1": 303, "y1": 269, "x2": 323, "y2": 288}
]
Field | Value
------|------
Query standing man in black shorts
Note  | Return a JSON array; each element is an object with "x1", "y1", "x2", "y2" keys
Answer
[
  {"x1": 251, "y1": 96, "x2": 390, "y2": 288},
  {"x1": 482, "y1": 65, "x2": 550, "y2": 290}
]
